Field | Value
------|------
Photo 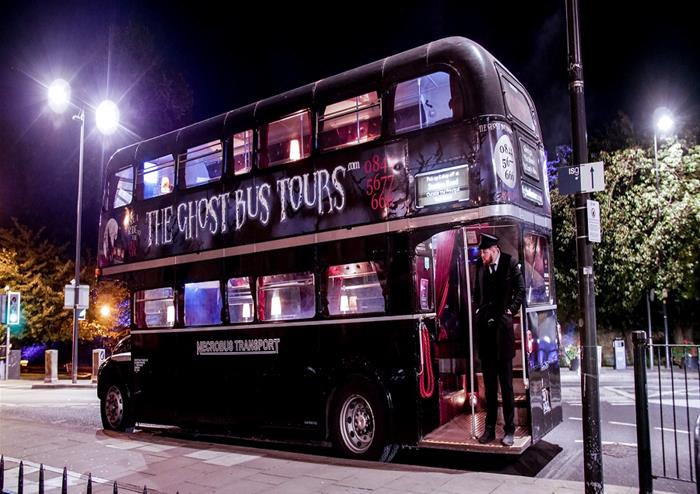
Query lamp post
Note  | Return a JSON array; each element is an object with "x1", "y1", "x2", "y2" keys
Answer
[
  {"x1": 651, "y1": 108, "x2": 673, "y2": 369},
  {"x1": 48, "y1": 79, "x2": 119, "y2": 383}
]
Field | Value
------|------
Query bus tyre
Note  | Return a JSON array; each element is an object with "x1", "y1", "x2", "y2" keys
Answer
[
  {"x1": 331, "y1": 381, "x2": 398, "y2": 462},
  {"x1": 100, "y1": 382, "x2": 134, "y2": 432}
]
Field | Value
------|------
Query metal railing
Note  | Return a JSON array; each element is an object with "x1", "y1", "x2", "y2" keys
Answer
[
  {"x1": 632, "y1": 331, "x2": 699, "y2": 493},
  {"x1": 0, "y1": 456, "x2": 162, "y2": 494}
]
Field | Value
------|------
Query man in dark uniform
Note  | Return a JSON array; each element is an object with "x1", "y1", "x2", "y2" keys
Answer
[{"x1": 473, "y1": 233, "x2": 525, "y2": 446}]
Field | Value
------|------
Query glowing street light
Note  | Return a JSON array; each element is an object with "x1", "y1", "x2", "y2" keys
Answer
[
  {"x1": 48, "y1": 79, "x2": 120, "y2": 383},
  {"x1": 99, "y1": 304, "x2": 112, "y2": 318},
  {"x1": 651, "y1": 107, "x2": 674, "y2": 368}
]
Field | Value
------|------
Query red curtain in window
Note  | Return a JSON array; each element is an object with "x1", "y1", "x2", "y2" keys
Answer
[{"x1": 433, "y1": 229, "x2": 457, "y2": 321}]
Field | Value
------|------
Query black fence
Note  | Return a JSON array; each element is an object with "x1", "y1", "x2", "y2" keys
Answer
[
  {"x1": 632, "y1": 331, "x2": 700, "y2": 494},
  {"x1": 0, "y1": 456, "x2": 166, "y2": 494}
]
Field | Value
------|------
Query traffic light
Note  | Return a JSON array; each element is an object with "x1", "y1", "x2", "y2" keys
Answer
[{"x1": 6, "y1": 291, "x2": 20, "y2": 325}]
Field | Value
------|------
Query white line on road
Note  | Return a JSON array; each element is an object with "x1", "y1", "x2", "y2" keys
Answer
[
  {"x1": 655, "y1": 427, "x2": 689, "y2": 434},
  {"x1": 575, "y1": 440, "x2": 637, "y2": 447},
  {"x1": 609, "y1": 421, "x2": 636, "y2": 427},
  {"x1": 569, "y1": 417, "x2": 582, "y2": 421}
]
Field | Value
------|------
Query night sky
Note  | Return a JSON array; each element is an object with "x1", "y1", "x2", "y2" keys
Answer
[{"x1": 1, "y1": 1, "x2": 698, "y2": 253}]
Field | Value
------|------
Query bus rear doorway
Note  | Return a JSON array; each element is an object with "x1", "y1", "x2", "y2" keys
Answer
[{"x1": 414, "y1": 223, "x2": 562, "y2": 454}]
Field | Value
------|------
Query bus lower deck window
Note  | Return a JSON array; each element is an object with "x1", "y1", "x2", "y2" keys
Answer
[
  {"x1": 257, "y1": 272, "x2": 315, "y2": 321},
  {"x1": 227, "y1": 277, "x2": 254, "y2": 323},
  {"x1": 326, "y1": 262, "x2": 385, "y2": 315},
  {"x1": 184, "y1": 280, "x2": 223, "y2": 326},
  {"x1": 134, "y1": 287, "x2": 176, "y2": 328}
]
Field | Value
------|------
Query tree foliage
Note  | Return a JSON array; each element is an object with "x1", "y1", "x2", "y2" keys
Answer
[
  {"x1": 0, "y1": 220, "x2": 128, "y2": 343},
  {"x1": 550, "y1": 130, "x2": 700, "y2": 338}
]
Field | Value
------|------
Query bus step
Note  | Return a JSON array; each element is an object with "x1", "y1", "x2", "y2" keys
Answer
[{"x1": 419, "y1": 411, "x2": 530, "y2": 454}]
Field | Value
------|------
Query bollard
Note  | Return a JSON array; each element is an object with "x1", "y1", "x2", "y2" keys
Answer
[
  {"x1": 92, "y1": 349, "x2": 105, "y2": 383},
  {"x1": 1, "y1": 454, "x2": 4, "y2": 492},
  {"x1": 633, "y1": 331, "x2": 653, "y2": 494},
  {"x1": 45, "y1": 349, "x2": 58, "y2": 383},
  {"x1": 695, "y1": 413, "x2": 700, "y2": 494},
  {"x1": 87, "y1": 472, "x2": 93, "y2": 494},
  {"x1": 18, "y1": 460, "x2": 23, "y2": 494},
  {"x1": 39, "y1": 464, "x2": 44, "y2": 494},
  {"x1": 114, "y1": 480, "x2": 119, "y2": 494},
  {"x1": 61, "y1": 466, "x2": 67, "y2": 494}
]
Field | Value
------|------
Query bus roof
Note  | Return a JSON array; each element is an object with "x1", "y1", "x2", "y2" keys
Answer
[{"x1": 105, "y1": 36, "x2": 526, "y2": 177}]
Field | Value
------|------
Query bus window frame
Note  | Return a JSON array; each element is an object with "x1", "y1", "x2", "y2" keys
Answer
[
  {"x1": 133, "y1": 286, "x2": 177, "y2": 329},
  {"x1": 496, "y1": 67, "x2": 539, "y2": 137},
  {"x1": 258, "y1": 110, "x2": 313, "y2": 169},
  {"x1": 316, "y1": 91, "x2": 382, "y2": 153},
  {"x1": 388, "y1": 69, "x2": 464, "y2": 137},
  {"x1": 226, "y1": 129, "x2": 254, "y2": 177},
  {"x1": 136, "y1": 153, "x2": 177, "y2": 201},
  {"x1": 178, "y1": 140, "x2": 224, "y2": 190},
  {"x1": 109, "y1": 164, "x2": 135, "y2": 210}
]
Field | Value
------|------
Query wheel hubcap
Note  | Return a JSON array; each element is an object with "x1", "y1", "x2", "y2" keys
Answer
[
  {"x1": 105, "y1": 385, "x2": 124, "y2": 428},
  {"x1": 339, "y1": 394, "x2": 375, "y2": 454}
]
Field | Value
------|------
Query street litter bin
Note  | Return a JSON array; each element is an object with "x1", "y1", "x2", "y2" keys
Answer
[{"x1": 613, "y1": 337, "x2": 626, "y2": 369}]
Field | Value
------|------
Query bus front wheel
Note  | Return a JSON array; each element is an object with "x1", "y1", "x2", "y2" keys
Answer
[
  {"x1": 100, "y1": 382, "x2": 134, "y2": 432},
  {"x1": 331, "y1": 381, "x2": 397, "y2": 462}
]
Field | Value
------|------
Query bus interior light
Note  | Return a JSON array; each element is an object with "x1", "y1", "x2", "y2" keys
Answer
[
  {"x1": 271, "y1": 293, "x2": 282, "y2": 317},
  {"x1": 289, "y1": 139, "x2": 301, "y2": 161}
]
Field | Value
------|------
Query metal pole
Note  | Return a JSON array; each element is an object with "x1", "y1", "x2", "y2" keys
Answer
[
  {"x1": 4, "y1": 324, "x2": 9, "y2": 381},
  {"x1": 654, "y1": 132, "x2": 659, "y2": 195},
  {"x1": 565, "y1": 1, "x2": 604, "y2": 492},
  {"x1": 646, "y1": 291, "x2": 654, "y2": 368},
  {"x1": 663, "y1": 297, "x2": 670, "y2": 368},
  {"x1": 694, "y1": 412, "x2": 700, "y2": 494},
  {"x1": 633, "y1": 331, "x2": 653, "y2": 493},
  {"x1": 71, "y1": 109, "x2": 85, "y2": 384}
]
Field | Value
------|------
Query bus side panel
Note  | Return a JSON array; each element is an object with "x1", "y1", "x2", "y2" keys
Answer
[{"x1": 132, "y1": 332, "x2": 180, "y2": 426}]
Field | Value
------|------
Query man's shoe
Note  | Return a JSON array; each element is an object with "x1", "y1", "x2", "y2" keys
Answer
[
  {"x1": 478, "y1": 428, "x2": 495, "y2": 444},
  {"x1": 501, "y1": 433, "x2": 514, "y2": 447}
]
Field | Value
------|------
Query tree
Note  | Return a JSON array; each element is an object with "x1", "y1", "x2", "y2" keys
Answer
[
  {"x1": 550, "y1": 131, "x2": 700, "y2": 340},
  {"x1": 0, "y1": 220, "x2": 73, "y2": 342}
]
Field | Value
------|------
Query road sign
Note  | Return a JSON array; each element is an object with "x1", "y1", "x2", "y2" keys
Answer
[
  {"x1": 557, "y1": 161, "x2": 605, "y2": 195},
  {"x1": 64, "y1": 284, "x2": 90, "y2": 310},
  {"x1": 557, "y1": 166, "x2": 582, "y2": 195},
  {"x1": 587, "y1": 199, "x2": 601, "y2": 243},
  {"x1": 580, "y1": 161, "x2": 605, "y2": 193}
]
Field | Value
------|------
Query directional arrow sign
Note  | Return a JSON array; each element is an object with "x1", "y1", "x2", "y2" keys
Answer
[{"x1": 580, "y1": 161, "x2": 605, "y2": 193}]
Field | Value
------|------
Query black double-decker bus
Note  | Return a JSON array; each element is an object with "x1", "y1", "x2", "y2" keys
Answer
[{"x1": 97, "y1": 37, "x2": 562, "y2": 460}]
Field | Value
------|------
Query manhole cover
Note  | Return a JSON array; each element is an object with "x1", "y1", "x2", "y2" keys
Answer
[{"x1": 602, "y1": 443, "x2": 636, "y2": 458}]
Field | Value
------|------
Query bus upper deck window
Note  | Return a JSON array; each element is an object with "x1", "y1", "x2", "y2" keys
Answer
[
  {"x1": 184, "y1": 280, "x2": 223, "y2": 326},
  {"x1": 318, "y1": 92, "x2": 381, "y2": 151},
  {"x1": 501, "y1": 77, "x2": 537, "y2": 133},
  {"x1": 232, "y1": 130, "x2": 253, "y2": 175},
  {"x1": 134, "y1": 287, "x2": 176, "y2": 328},
  {"x1": 257, "y1": 272, "x2": 315, "y2": 321},
  {"x1": 111, "y1": 166, "x2": 133, "y2": 209},
  {"x1": 393, "y1": 71, "x2": 456, "y2": 134},
  {"x1": 180, "y1": 140, "x2": 223, "y2": 188},
  {"x1": 139, "y1": 154, "x2": 175, "y2": 200},
  {"x1": 260, "y1": 111, "x2": 311, "y2": 168},
  {"x1": 325, "y1": 261, "x2": 386, "y2": 316}
]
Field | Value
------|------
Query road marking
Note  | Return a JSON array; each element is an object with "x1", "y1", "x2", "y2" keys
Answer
[
  {"x1": 569, "y1": 417, "x2": 582, "y2": 421},
  {"x1": 655, "y1": 427, "x2": 689, "y2": 434},
  {"x1": 575, "y1": 440, "x2": 637, "y2": 447},
  {"x1": 609, "y1": 421, "x2": 635, "y2": 427}
]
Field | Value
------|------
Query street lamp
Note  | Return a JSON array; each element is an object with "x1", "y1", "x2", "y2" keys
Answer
[
  {"x1": 48, "y1": 79, "x2": 119, "y2": 383},
  {"x1": 651, "y1": 107, "x2": 674, "y2": 368}
]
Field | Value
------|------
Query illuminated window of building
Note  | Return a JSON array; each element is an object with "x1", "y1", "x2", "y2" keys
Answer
[
  {"x1": 318, "y1": 92, "x2": 381, "y2": 151},
  {"x1": 257, "y1": 272, "x2": 315, "y2": 321},
  {"x1": 180, "y1": 140, "x2": 223, "y2": 188},
  {"x1": 326, "y1": 262, "x2": 386, "y2": 316}
]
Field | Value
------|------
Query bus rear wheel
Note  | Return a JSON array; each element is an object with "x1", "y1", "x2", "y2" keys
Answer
[
  {"x1": 100, "y1": 382, "x2": 134, "y2": 432},
  {"x1": 331, "y1": 381, "x2": 397, "y2": 462}
]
